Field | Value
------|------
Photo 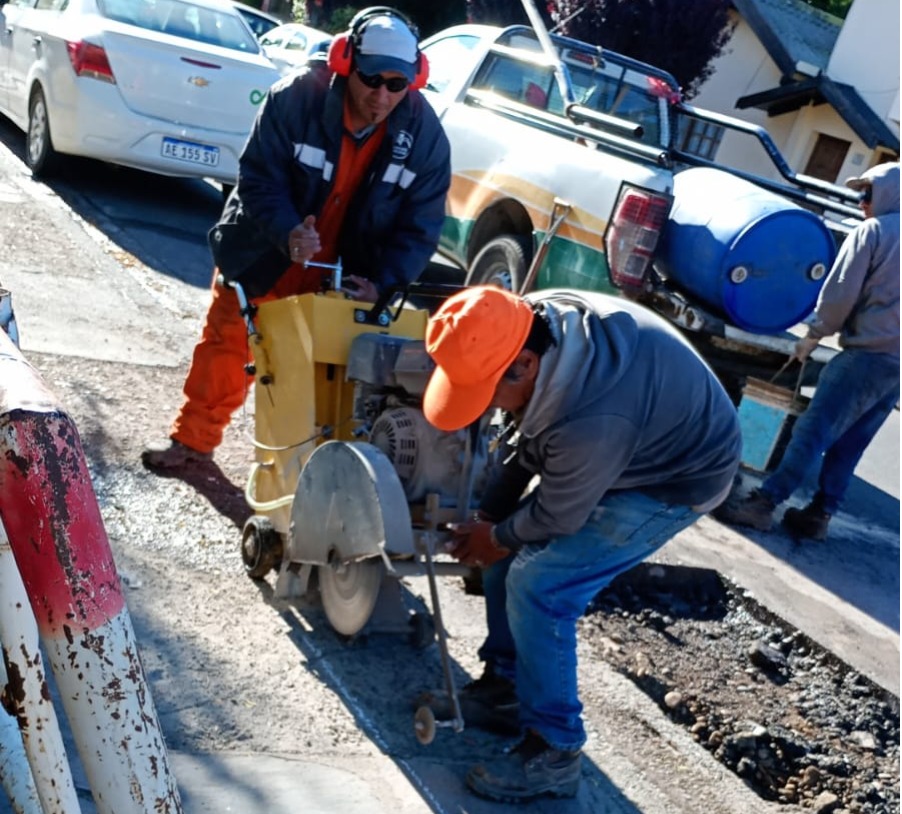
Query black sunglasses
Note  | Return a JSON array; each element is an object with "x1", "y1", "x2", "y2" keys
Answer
[
  {"x1": 355, "y1": 70, "x2": 408, "y2": 92},
  {"x1": 861, "y1": 185, "x2": 873, "y2": 204}
]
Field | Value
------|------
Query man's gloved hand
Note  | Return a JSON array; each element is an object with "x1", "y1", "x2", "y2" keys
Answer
[
  {"x1": 446, "y1": 520, "x2": 511, "y2": 568},
  {"x1": 793, "y1": 336, "x2": 819, "y2": 363}
]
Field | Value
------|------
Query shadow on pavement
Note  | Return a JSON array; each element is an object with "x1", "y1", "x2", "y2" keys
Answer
[
  {"x1": 726, "y1": 469, "x2": 899, "y2": 632},
  {"x1": 251, "y1": 577, "x2": 641, "y2": 814},
  {"x1": 145, "y1": 458, "x2": 251, "y2": 531},
  {"x1": 0, "y1": 114, "x2": 222, "y2": 290}
]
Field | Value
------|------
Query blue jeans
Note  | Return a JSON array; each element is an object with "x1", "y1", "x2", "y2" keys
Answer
[
  {"x1": 761, "y1": 349, "x2": 900, "y2": 514},
  {"x1": 477, "y1": 491, "x2": 700, "y2": 751}
]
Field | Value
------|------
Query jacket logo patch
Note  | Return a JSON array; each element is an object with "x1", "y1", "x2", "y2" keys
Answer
[{"x1": 392, "y1": 131, "x2": 413, "y2": 161}]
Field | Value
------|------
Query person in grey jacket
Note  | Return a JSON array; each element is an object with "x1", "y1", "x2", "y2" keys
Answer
[
  {"x1": 418, "y1": 286, "x2": 741, "y2": 803},
  {"x1": 143, "y1": 8, "x2": 451, "y2": 469},
  {"x1": 715, "y1": 161, "x2": 900, "y2": 540}
]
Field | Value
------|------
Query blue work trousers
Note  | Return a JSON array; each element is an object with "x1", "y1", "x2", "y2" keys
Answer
[
  {"x1": 478, "y1": 491, "x2": 699, "y2": 751},
  {"x1": 761, "y1": 349, "x2": 900, "y2": 514}
]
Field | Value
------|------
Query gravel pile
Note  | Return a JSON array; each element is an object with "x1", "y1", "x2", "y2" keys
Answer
[{"x1": 581, "y1": 563, "x2": 900, "y2": 813}]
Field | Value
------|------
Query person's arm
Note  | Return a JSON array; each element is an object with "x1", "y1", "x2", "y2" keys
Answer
[
  {"x1": 493, "y1": 416, "x2": 640, "y2": 550},
  {"x1": 807, "y1": 223, "x2": 877, "y2": 340},
  {"x1": 236, "y1": 79, "x2": 310, "y2": 248},
  {"x1": 478, "y1": 454, "x2": 536, "y2": 522}
]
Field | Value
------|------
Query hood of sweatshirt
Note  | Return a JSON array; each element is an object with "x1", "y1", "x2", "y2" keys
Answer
[{"x1": 854, "y1": 162, "x2": 900, "y2": 217}]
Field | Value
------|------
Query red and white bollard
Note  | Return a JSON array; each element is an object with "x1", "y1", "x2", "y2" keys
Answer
[
  {"x1": 1, "y1": 516, "x2": 81, "y2": 814},
  {"x1": 0, "y1": 330, "x2": 182, "y2": 814}
]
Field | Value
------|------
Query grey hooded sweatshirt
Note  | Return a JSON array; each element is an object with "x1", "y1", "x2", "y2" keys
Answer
[
  {"x1": 482, "y1": 290, "x2": 742, "y2": 551},
  {"x1": 807, "y1": 162, "x2": 900, "y2": 357}
]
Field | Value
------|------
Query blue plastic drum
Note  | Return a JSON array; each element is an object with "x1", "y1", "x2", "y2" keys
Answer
[{"x1": 657, "y1": 168, "x2": 837, "y2": 334}]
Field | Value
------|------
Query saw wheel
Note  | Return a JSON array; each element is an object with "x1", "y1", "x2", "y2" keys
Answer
[
  {"x1": 318, "y1": 555, "x2": 385, "y2": 637},
  {"x1": 288, "y1": 441, "x2": 416, "y2": 637}
]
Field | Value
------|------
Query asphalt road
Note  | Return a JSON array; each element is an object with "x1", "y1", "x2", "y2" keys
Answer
[{"x1": 0, "y1": 115, "x2": 898, "y2": 814}]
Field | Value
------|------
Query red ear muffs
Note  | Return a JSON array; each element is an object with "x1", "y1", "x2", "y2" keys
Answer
[
  {"x1": 327, "y1": 34, "x2": 353, "y2": 77},
  {"x1": 327, "y1": 13, "x2": 429, "y2": 90},
  {"x1": 409, "y1": 51, "x2": 429, "y2": 91}
]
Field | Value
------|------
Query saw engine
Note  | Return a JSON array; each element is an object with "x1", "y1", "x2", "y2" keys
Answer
[{"x1": 346, "y1": 332, "x2": 492, "y2": 504}]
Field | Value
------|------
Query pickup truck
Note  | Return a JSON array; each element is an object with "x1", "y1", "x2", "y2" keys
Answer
[{"x1": 418, "y1": 22, "x2": 863, "y2": 399}]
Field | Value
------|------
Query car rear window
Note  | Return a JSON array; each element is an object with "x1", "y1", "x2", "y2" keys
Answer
[{"x1": 98, "y1": 0, "x2": 260, "y2": 52}]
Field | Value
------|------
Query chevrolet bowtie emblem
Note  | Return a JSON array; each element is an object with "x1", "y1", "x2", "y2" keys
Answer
[{"x1": 187, "y1": 76, "x2": 210, "y2": 87}]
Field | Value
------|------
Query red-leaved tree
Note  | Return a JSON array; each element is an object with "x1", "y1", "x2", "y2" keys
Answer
[{"x1": 469, "y1": 0, "x2": 735, "y2": 99}]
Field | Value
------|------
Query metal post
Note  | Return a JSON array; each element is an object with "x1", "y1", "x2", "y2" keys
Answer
[
  {"x1": 0, "y1": 288, "x2": 19, "y2": 347},
  {"x1": 1, "y1": 516, "x2": 82, "y2": 814},
  {"x1": 0, "y1": 330, "x2": 182, "y2": 814},
  {"x1": 0, "y1": 654, "x2": 44, "y2": 814}
]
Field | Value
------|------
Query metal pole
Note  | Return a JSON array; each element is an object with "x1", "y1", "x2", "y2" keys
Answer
[
  {"x1": 0, "y1": 330, "x2": 182, "y2": 814},
  {"x1": 0, "y1": 517, "x2": 83, "y2": 814},
  {"x1": 519, "y1": 0, "x2": 574, "y2": 107},
  {"x1": 0, "y1": 654, "x2": 44, "y2": 814},
  {"x1": 0, "y1": 288, "x2": 19, "y2": 347}
]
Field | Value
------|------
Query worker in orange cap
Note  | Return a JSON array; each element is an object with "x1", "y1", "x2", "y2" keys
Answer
[{"x1": 417, "y1": 285, "x2": 742, "y2": 803}]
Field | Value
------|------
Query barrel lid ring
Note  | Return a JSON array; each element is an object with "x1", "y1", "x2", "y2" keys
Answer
[{"x1": 729, "y1": 265, "x2": 749, "y2": 284}]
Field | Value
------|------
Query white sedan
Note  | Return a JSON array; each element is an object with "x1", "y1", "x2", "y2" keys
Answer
[
  {"x1": 0, "y1": 0, "x2": 282, "y2": 184},
  {"x1": 259, "y1": 22, "x2": 331, "y2": 76}
]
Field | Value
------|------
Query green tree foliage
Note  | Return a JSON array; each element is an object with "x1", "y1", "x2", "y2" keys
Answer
[{"x1": 800, "y1": 0, "x2": 852, "y2": 19}]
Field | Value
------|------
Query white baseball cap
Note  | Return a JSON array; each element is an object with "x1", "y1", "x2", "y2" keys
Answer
[{"x1": 355, "y1": 14, "x2": 418, "y2": 82}]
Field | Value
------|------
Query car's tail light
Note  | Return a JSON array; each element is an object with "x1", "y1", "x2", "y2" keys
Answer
[
  {"x1": 66, "y1": 41, "x2": 116, "y2": 83},
  {"x1": 604, "y1": 186, "x2": 671, "y2": 293}
]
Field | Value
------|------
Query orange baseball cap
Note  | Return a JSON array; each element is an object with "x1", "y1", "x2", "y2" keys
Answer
[{"x1": 423, "y1": 286, "x2": 534, "y2": 431}]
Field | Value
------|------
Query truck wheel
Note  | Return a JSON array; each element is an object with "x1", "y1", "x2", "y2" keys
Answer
[
  {"x1": 466, "y1": 235, "x2": 531, "y2": 292},
  {"x1": 27, "y1": 87, "x2": 60, "y2": 178}
]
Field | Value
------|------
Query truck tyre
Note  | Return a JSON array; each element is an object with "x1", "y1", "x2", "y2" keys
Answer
[{"x1": 466, "y1": 235, "x2": 531, "y2": 293}]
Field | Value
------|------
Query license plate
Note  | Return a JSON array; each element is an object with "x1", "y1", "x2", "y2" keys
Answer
[{"x1": 161, "y1": 137, "x2": 220, "y2": 167}]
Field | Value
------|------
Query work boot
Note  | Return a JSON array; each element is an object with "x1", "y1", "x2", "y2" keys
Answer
[
  {"x1": 782, "y1": 503, "x2": 830, "y2": 541},
  {"x1": 141, "y1": 439, "x2": 212, "y2": 469},
  {"x1": 712, "y1": 489, "x2": 776, "y2": 531},
  {"x1": 466, "y1": 729, "x2": 582, "y2": 803},
  {"x1": 414, "y1": 663, "x2": 519, "y2": 735}
]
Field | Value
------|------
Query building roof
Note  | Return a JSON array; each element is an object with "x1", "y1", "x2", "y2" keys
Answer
[
  {"x1": 733, "y1": 0, "x2": 841, "y2": 75},
  {"x1": 732, "y1": 0, "x2": 899, "y2": 153},
  {"x1": 737, "y1": 76, "x2": 901, "y2": 151}
]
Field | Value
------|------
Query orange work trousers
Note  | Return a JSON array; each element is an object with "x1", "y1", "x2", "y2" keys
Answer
[{"x1": 170, "y1": 263, "x2": 322, "y2": 453}]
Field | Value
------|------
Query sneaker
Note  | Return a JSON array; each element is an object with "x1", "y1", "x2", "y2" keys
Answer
[
  {"x1": 466, "y1": 729, "x2": 582, "y2": 803},
  {"x1": 782, "y1": 503, "x2": 830, "y2": 541},
  {"x1": 141, "y1": 439, "x2": 212, "y2": 469},
  {"x1": 414, "y1": 663, "x2": 520, "y2": 735},
  {"x1": 712, "y1": 489, "x2": 776, "y2": 531}
]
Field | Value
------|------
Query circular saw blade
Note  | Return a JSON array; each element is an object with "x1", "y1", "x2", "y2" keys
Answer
[{"x1": 318, "y1": 557, "x2": 384, "y2": 636}]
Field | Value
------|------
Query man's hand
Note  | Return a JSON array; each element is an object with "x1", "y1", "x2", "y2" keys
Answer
[
  {"x1": 288, "y1": 215, "x2": 320, "y2": 264},
  {"x1": 446, "y1": 520, "x2": 511, "y2": 568},
  {"x1": 793, "y1": 336, "x2": 819, "y2": 363},
  {"x1": 341, "y1": 274, "x2": 379, "y2": 303}
]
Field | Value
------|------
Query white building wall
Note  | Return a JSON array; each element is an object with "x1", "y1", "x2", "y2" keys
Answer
[
  {"x1": 690, "y1": 13, "x2": 804, "y2": 182},
  {"x1": 689, "y1": 3, "x2": 897, "y2": 183},
  {"x1": 828, "y1": 0, "x2": 900, "y2": 127}
]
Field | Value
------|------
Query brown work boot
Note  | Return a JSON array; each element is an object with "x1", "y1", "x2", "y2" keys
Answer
[
  {"x1": 141, "y1": 439, "x2": 212, "y2": 469},
  {"x1": 782, "y1": 503, "x2": 830, "y2": 541},
  {"x1": 414, "y1": 663, "x2": 520, "y2": 735},
  {"x1": 466, "y1": 729, "x2": 582, "y2": 803},
  {"x1": 712, "y1": 489, "x2": 776, "y2": 531}
]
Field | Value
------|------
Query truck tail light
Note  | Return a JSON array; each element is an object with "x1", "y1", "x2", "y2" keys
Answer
[
  {"x1": 605, "y1": 186, "x2": 671, "y2": 293},
  {"x1": 66, "y1": 41, "x2": 116, "y2": 83}
]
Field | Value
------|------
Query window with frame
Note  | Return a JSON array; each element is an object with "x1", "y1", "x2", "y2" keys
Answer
[{"x1": 678, "y1": 116, "x2": 725, "y2": 160}]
